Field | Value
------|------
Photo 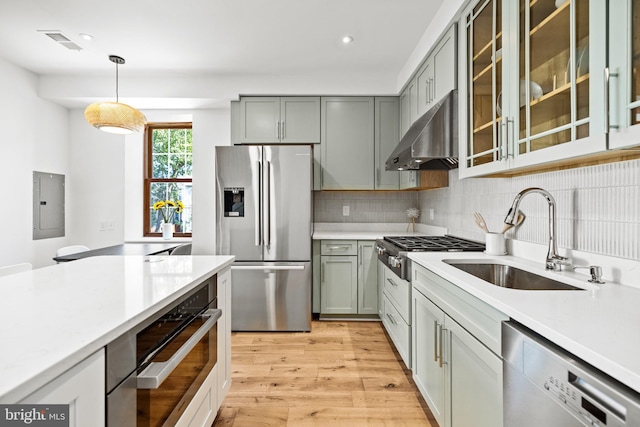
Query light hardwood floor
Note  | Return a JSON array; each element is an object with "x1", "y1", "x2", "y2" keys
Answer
[{"x1": 213, "y1": 320, "x2": 436, "y2": 426}]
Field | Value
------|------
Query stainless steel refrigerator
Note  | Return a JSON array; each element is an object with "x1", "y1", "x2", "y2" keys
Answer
[{"x1": 215, "y1": 145, "x2": 312, "y2": 331}]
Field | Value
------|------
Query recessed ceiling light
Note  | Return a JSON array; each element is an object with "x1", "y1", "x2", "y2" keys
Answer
[
  {"x1": 342, "y1": 35, "x2": 354, "y2": 44},
  {"x1": 79, "y1": 33, "x2": 94, "y2": 41}
]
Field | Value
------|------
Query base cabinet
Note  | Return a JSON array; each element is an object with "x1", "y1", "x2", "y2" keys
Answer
[
  {"x1": 320, "y1": 240, "x2": 378, "y2": 316},
  {"x1": 20, "y1": 350, "x2": 105, "y2": 427},
  {"x1": 217, "y1": 267, "x2": 232, "y2": 406},
  {"x1": 380, "y1": 262, "x2": 411, "y2": 368},
  {"x1": 412, "y1": 263, "x2": 507, "y2": 427}
]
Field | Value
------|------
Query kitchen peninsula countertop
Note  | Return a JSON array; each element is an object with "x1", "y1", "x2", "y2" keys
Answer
[
  {"x1": 0, "y1": 255, "x2": 234, "y2": 402},
  {"x1": 408, "y1": 251, "x2": 640, "y2": 393}
]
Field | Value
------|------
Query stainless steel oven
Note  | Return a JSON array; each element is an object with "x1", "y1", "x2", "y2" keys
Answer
[{"x1": 106, "y1": 276, "x2": 220, "y2": 427}]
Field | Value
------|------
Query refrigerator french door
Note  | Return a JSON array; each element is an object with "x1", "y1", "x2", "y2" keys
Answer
[{"x1": 216, "y1": 145, "x2": 312, "y2": 331}]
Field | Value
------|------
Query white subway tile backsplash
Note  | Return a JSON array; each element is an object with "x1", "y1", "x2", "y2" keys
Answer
[{"x1": 417, "y1": 159, "x2": 640, "y2": 260}]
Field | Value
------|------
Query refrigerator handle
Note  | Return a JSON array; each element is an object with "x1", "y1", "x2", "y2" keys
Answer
[
  {"x1": 266, "y1": 160, "x2": 272, "y2": 247},
  {"x1": 255, "y1": 160, "x2": 262, "y2": 246},
  {"x1": 231, "y1": 265, "x2": 305, "y2": 271}
]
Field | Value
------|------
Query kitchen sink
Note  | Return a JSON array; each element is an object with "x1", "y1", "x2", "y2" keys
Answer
[{"x1": 443, "y1": 261, "x2": 583, "y2": 291}]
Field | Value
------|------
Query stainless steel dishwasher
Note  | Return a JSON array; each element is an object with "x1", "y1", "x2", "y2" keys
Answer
[{"x1": 503, "y1": 321, "x2": 640, "y2": 427}]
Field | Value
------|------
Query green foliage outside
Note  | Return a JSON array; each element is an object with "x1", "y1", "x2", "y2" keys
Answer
[{"x1": 150, "y1": 128, "x2": 193, "y2": 233}]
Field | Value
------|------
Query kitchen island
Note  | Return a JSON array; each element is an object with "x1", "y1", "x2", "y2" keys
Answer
[{"x1": 0, "y1": 254, "x2": 234, "y2": 406}]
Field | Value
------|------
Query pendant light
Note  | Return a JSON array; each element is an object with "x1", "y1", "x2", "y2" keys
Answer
[{"x1": 84, "y1": 55, "x2": 146, "y2": 134}]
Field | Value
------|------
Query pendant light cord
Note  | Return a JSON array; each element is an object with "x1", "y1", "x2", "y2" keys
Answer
[{"x1": 114, "y1": 61, "x2": 119, "y2": 103}]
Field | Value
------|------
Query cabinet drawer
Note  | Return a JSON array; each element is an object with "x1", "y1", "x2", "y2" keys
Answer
[
  {"x1": 412, "y1": 263, "x2": 508, "y2": 355},
  {"x1": 383, "y1": 266, "x2": 411, "y2": 324},
  {"x1": 382, "y1": 295, "x2": 411, "y2": 368},
  {"x1": 321, "y1": 240, "x2": 358, "y2": 256}
]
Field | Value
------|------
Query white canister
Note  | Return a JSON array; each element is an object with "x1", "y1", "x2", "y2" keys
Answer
[{"x1": 485, "y1": 232, "x2": 506, "y2": 255}]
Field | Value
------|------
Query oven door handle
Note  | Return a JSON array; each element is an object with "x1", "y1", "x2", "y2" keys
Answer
[{"x1": 137, "y1": 308, "x2": 222, "y2": 390}]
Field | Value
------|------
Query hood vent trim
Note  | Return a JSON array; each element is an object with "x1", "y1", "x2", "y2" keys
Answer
[{"x1": 386, "y1": 89, "x2": 458, "y2": 171}]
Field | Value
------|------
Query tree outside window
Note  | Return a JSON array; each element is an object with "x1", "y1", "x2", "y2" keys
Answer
[{"x1": 144, "y1": 123, "x2": 193, "y2": 237}]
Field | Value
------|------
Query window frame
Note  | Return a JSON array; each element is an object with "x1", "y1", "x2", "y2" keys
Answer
[{"x1": 143, "y1": 122, "x2": 193, "y2": 238}]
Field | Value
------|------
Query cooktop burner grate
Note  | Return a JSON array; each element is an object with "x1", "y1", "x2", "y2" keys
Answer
[{"x1": 383, "y1": 235, "x2": 485, "y2": 252}]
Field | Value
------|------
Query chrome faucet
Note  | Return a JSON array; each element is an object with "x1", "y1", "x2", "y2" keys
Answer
[{"x1": 504, "y1": 187, "x2": 571, "y2": 270}]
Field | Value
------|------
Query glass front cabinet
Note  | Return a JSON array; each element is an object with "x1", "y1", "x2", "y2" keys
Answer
[
  {"x1": 609, "y1": 0, "x2": 640, "y2": 149},
  {"x1": 460, "y1": 0, "x2": 608, "y2": 177}
]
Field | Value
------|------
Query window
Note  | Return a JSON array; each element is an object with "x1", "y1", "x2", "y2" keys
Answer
[{"x1": 144, "y1": 123, "x2": 193, "y2": 237}]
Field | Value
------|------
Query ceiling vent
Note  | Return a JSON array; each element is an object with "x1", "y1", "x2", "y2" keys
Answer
[{"x1": 40, "y1": 31, "x2": 83, "y2": 51}]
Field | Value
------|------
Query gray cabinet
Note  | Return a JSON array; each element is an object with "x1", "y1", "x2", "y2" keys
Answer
[
  {"x1": 320, "y1": 240, "x2": 358, "y2": 314},
  {"x1": 399, "y1": 79, "x2": 417, "y2": 137},
  {"x1": 412, "y1": 262, "x2": 507, "y2": 427},
  {"x1": 321, "y1": 97, "x2": 375, "y2": 190},
  {"x1": 380, "y1": 262, "x2": 411, "y2": 368},
  {"x1": 357, "y1": 241, "x2": 378, "y2": 314},
  {"x1": 374, "y1": 97, "x2": 400, "y2": 190},
  {"x1": 320, "y1": 240, "x2": 378, "y2": 315},
  {"x1": 239, "y1": 96, "x2": 320, "y2": 144}
]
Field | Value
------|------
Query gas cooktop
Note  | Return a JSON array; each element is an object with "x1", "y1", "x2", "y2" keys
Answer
[{"x1": 382, "y1": 235, "x2": 485, "y2": 252}]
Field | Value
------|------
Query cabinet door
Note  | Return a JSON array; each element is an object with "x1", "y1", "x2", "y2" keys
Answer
[
  {"x1": 280, "y1": 97, "x2": 320, "y2": 144},
  {"x1": 433, "y1": 24, "x2": 457, "y2": 104},
  {"x1": 321, "y1": 97, "x2": 375, "y2": 190},
  {"x1": 377, "y1": 260, "x2": 384, "y2": 318},
  {"x1": 374, "y1": 97, "x2": 400, "y2": 190},
  {"x1": 417, "y1": 58, "x2": 435, "y2": 117},
  {"x1": 21, "y1": 350, "x2": 105, "y2": 427},
  {"x1": 448, "y1": 315, "x2": 503, "y2": 427},
  {"x1": 460, "y1": 0, "x2": 509, "y2": 178},
  {"x1": 400, "y1": 79, "x2": 418, "y2": 137},
  {"x1": 412, "y1": 290, "x2": 446, "y2": 427},
  {"x1": 510, "y1": 0, "x2": 606, "y2": 170},
  {"x1": 609, "y1": 0, "x2": 640, "y2": 149},
  {"x1": 239, "y1": 97, "x2": 280, "y2": 143},
  {"x1": 217, "y1": 267, "x2": 232, "y2": 406},
  {"x1": 320, "y1": 255, "x2": 358, "y2": 314},
  {"x1": 357, "y1": 241, "x2": 378, "y2": 314}
]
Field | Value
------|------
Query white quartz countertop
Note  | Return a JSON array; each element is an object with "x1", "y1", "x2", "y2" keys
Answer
[
  {"x1": 0, "y1": 255, "x2": 234, "y2": 402},
  {"x1": 408, "y1": 252, "x2": 640, "y2": 392}
]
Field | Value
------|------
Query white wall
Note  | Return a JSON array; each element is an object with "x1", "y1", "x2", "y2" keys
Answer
[
  {"x1": 68, "y1": 110, "x2": 126, "y2": 252},
  {"x1": 0, "y1": 57, "x2": 73, "y2": 268},
  {"x1": 122, "y1": 109, "x2": 232, "y2": 255}
]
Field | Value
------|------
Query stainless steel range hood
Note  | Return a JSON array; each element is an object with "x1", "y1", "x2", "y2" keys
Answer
[{"x1": 386, "y1": 90, "x2": 458, "y2": 171}]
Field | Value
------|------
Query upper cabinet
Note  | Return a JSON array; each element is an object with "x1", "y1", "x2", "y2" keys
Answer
[
  {"x1": 239, "y1": 96, "x2": 320, "y2": 144},
  {"x1": 375, "y1": 97, "x2": 401, "y2": 190},
  {"x1": 321, "y1": 97, "x2": 375, "y2": 190},
  {"x1": 460, "y1": 0, "x2": 607, "y2": 178},
  {"x1": 417, "y1": 25, "x2": 457, "y2": 118},
  {"x1": 609, "y1": 0, "x2": 640, "y2": 150}
]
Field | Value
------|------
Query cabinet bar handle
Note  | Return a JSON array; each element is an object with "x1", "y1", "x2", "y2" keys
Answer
[
  {"x1": 386, "y1": 278, "x2": 399, "y2": 287},
  {"x1": 438, "y1": 324, "x2": 445, "y2": 368},
  {"x1": 433, "y1": 320, "x2": 439, "y2": 362},
  {"x1": 386, "y1": 313, "x2": 398, "y2": 325},
  {"x1": 507, "y1": 118, "x2": 514, "y2": 158},
  {"x1": 328, "y1": 245, "x2": 351, "y2": 251},
  {"x1": 281, "y1": 121, "x2": 285, "y2": 139},
  {"x1": 605, "y1": 67, "x2": 620, "y2": 133}
]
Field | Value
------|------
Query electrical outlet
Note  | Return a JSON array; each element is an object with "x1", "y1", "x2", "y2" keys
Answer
[
  {"x1": 429, "y1": 208, "x2": 435, "y2": 220},
  {"x1": 343, "y1": 206, "x2": 350, "y2": 216}
]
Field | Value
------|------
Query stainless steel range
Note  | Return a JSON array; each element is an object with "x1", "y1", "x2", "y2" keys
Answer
[{"x1": 376, "y1": 235, "x2": 485, "y2": 280}]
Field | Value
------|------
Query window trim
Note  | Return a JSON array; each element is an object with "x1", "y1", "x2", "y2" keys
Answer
[{"x1": 143, "y1": 122, "x2": 193, "y2": 237}]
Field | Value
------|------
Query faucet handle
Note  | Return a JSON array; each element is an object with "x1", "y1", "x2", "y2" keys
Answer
[
  {"x1": 573, "y1": 265, "x2": 605, "y2": 284},
  {"x1": 547, "y1": 255, "x2": 572, "y2": 271}
]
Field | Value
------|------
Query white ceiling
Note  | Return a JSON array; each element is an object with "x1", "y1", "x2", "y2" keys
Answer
[{"x1": 0, "y1": 0, "x2": 447, "y2": 109}]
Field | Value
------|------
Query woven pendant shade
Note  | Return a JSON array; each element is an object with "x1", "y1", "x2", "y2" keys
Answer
[
  {"x1": 84, "y1": 102, "x2": 146, "y2": 134},
  {"x1": 85, "y1": 55, "x2": 146, "y2": 134}
]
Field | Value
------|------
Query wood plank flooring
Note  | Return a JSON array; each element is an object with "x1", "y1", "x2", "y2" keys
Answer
[{"x1": 212, "y1": 320, "x2": 436, "y2": 426}]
